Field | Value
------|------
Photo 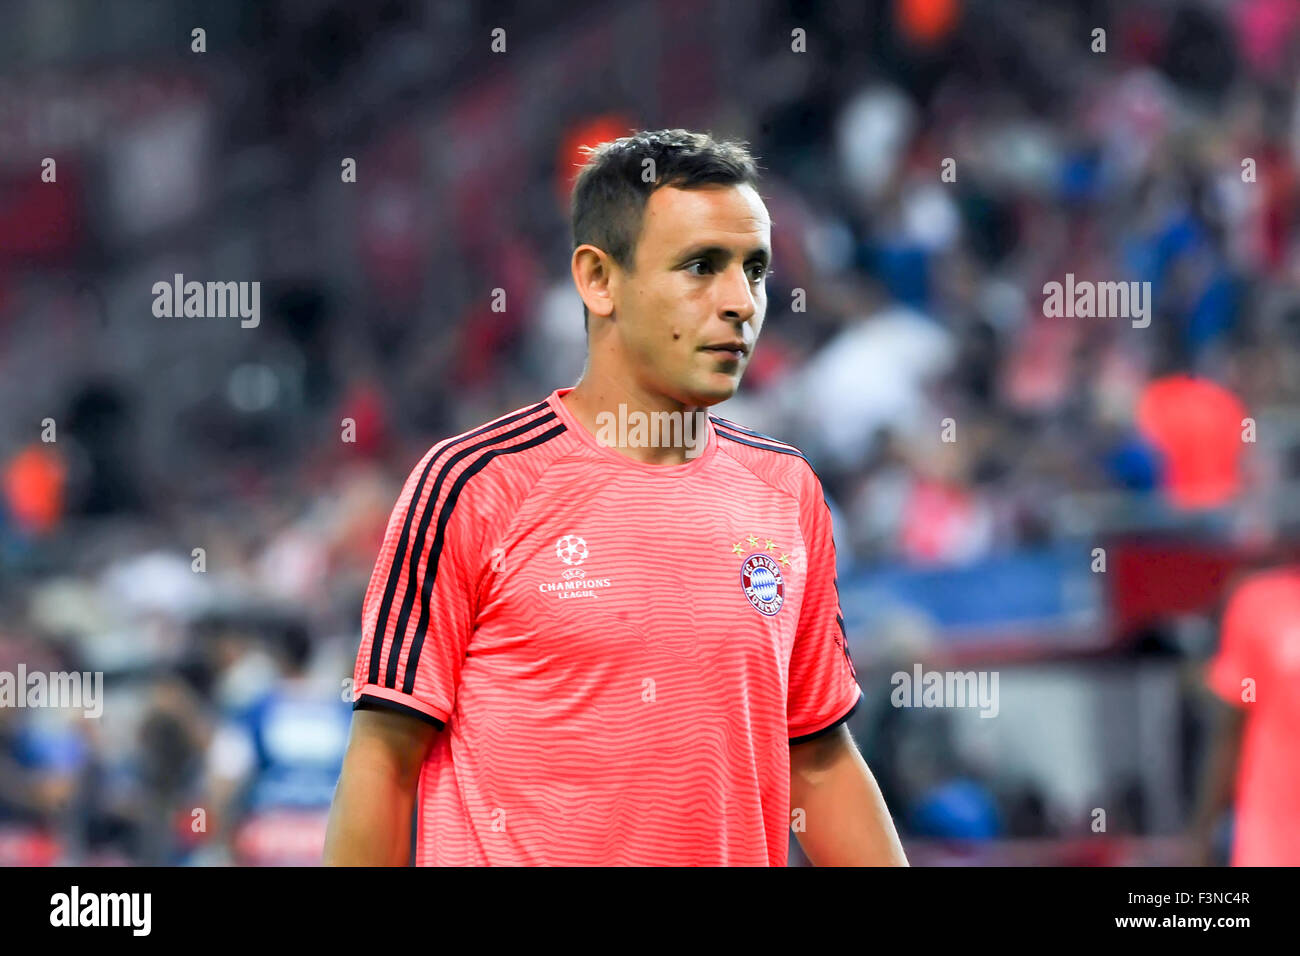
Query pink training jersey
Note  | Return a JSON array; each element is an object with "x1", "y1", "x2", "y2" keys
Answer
[
  {"x1": 352, "y1": 387, "x2": 862, "y2": 865},
  {"x1": 1205, "y1": 567, "x2": 1300, "y2": 866}
]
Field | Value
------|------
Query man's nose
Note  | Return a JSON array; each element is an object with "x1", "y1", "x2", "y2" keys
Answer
[{"x1": 718, "y1": 264, "x2": 757, "y2": 324}]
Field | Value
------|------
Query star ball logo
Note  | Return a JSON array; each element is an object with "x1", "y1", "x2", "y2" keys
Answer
[
  {"x1": 540, "y1": 535, "x2": 610, "y2": 601},
  {"x1": 733, "y1": 534, "x2": 788, "y2": 616},
  {"x1": 555, "y1": 535, "x2": 588, "y2": 566}
]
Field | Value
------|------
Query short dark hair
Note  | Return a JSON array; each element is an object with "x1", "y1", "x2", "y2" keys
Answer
[{"x1": 570, "y1": 129, "x2": 762, "y2": 330}]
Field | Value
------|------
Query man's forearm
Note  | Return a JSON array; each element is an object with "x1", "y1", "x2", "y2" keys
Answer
[
  {"x1": 1188, "y1": 700, "x2": 1245, "y2": 855},
  {"x1": 790, "y1": 745, "x2": 909, "y2": 866},
  {"x1": 323, "y1": 742, "x2": 419, "y2": 865}
]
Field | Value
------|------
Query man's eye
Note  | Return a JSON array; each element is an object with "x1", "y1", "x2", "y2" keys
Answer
[
  {"x1": 748, "y1": 263, "x2": 772, "y2": 282},
  {"x1": 687, "y1": 260, "x2": 713, "y2": 276}
]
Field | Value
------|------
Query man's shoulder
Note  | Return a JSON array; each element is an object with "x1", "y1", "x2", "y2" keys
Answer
[
  {"x1": 430, "y1": 396, "x2": 563, "y2": 455},
  {"x1": 1227, "y1": 566, "x2": 1300, "y2": 614},
  {"x1": 404, "y1": 396, "x2": 572, "y2": 511},
  {"x1": 709, "y1": 414, "x2": 822, "y2": 498}
]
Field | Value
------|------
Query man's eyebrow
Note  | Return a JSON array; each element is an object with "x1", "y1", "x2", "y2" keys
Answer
[{"x1": 676, "y1": 244, "x2": 771, "y2": 264}]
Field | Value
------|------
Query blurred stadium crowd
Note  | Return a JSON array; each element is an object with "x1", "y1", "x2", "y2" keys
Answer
[{"x1": 2, "y1": 0, "x2": 1299, "y2": 864}]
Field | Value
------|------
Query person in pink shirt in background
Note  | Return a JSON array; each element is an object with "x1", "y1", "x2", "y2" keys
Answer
[{"x1": 1191, "y1": 565, "x2": 1300, "y2": 865}]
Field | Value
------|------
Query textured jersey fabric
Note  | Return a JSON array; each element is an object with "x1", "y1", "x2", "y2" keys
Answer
[
  {"x1": 352, "y1": 387, "x2": 862, "y2": 865},
  {"x1": 1206, "y1": 568, "x2": 1300, "y2": 866}
]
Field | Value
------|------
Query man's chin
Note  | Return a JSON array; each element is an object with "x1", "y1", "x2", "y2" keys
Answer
[{"x1": 682, "y1": 376, "x2": 741, "y2": 406}]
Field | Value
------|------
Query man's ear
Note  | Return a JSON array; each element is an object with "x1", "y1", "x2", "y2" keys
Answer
[{"x1": 572, "y1": 244, "x2": 616, "y2": 320}]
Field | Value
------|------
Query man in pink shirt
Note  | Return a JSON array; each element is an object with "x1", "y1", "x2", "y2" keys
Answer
[
  {"x1": 324, "y1": 129, "x2": 907, "y2": 866},
  {"x1": 1192, "y1": 566, "x2": 1300, "y2": 865}
]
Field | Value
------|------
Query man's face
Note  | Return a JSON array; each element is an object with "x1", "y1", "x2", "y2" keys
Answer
[{"x1": 612, "y1": 183, "x2": 771, "y2": 406}]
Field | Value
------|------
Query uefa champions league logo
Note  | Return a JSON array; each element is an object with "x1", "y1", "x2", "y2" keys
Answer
[
  {"x1": 555, "y1": 535, "x2": 589, "y2": 566},
  {"x1": 539, "y1": 535, "x2": 609, "y2": 602}
]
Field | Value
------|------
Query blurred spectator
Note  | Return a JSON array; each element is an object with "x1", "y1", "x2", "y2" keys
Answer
[{"x1": 1136, "y1": 374, "x2": 1249, "y2": 510}]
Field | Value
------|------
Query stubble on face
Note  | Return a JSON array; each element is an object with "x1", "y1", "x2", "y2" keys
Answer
[{"x1": 611, "y1": 183, "x2": 771, "y2": 409}]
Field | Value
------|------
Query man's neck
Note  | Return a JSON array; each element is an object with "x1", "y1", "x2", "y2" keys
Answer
[{"x1": 561, "y1": 377, "x2": 709, "y2": 466}]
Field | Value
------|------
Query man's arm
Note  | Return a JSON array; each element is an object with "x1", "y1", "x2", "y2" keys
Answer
[
  {"x1": 789, "y1": 724, "x2": 909, "y2": 866},
  {"x1": 323, "y1": 708, "x2": 440, "y2": 865},
  {"x1": 1187, "y1": 695, "x2": 1246, "y2": 865}
]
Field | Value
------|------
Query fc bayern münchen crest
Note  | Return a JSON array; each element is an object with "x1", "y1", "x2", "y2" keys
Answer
[{"x1": 741, "y1": 552, "x2": 785, "y2": 616}]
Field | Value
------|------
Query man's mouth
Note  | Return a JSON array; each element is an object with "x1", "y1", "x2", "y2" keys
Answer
[{"x1": 700, "y1": 342, "x2": 748, "y2": 360}]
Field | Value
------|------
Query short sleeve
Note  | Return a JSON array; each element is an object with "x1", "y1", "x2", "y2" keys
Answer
[
  {"x1": 352, "y1": 445, "x2": 482, "y2": 729},
  {"x1": 787, "y1": 472, "x2": 863, "y2": 743},
  {"x1": 1206, "y1": 578, "x2": 1263, "y2": 708}
]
